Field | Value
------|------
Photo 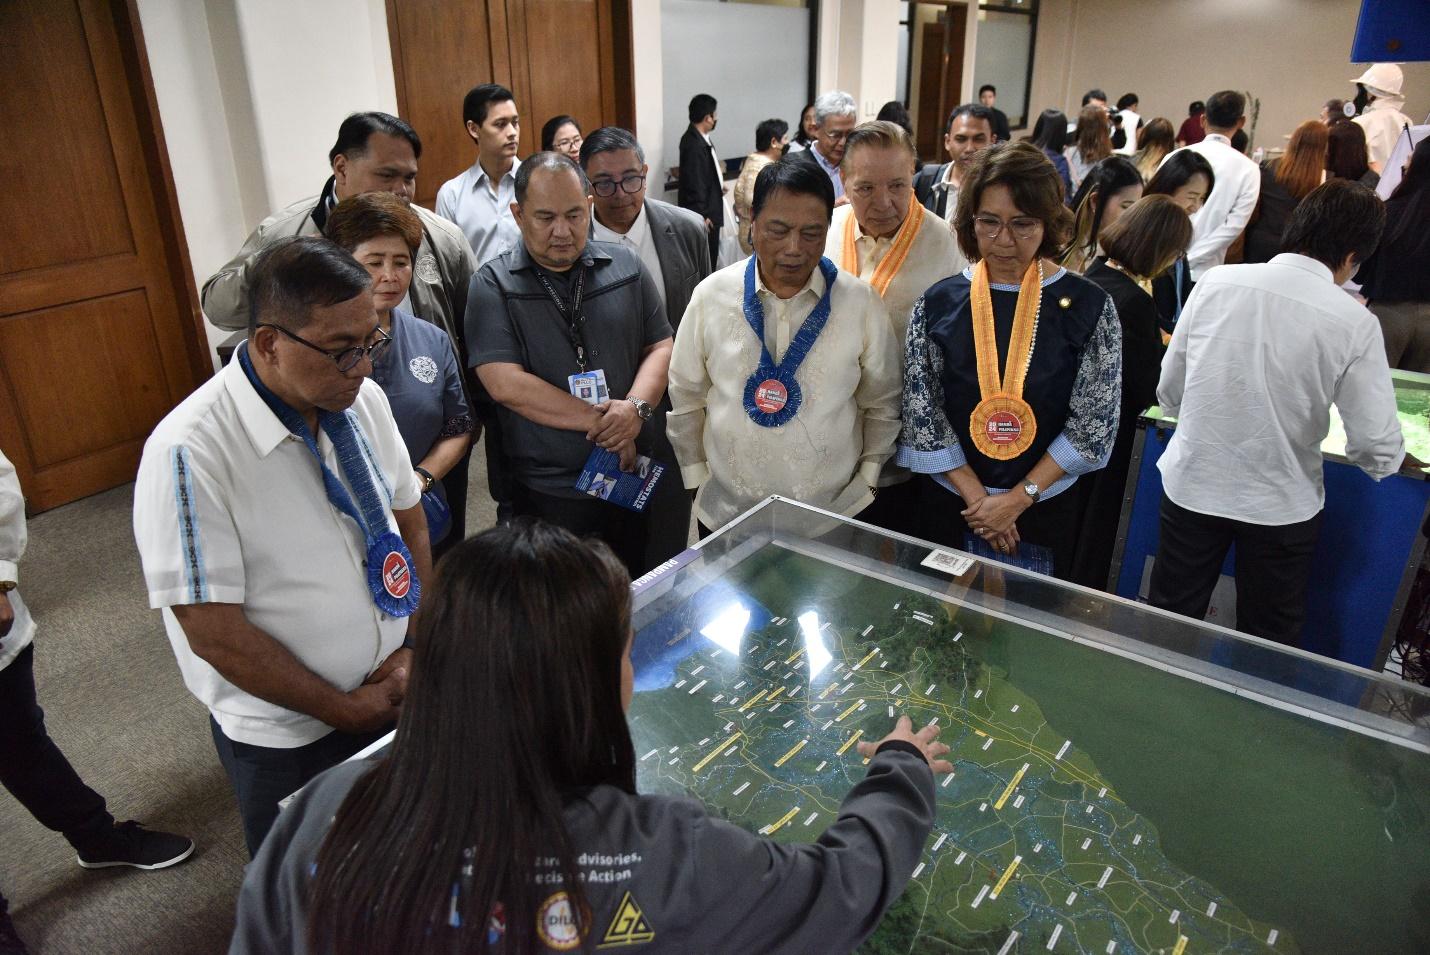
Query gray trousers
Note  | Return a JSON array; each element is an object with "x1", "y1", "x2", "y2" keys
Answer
[{"x1": 1371, "y1": 300, "x2": 1430, "y2": 374}]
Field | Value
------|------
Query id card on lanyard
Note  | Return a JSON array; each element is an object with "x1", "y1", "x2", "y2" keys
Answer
[{"x1": 534, "y1": 265, "x2": 610, "y2": 406}]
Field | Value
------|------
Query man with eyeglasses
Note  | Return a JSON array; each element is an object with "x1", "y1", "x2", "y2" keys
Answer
[
  {"x1": 135, "y1": 237, "x2": 431, "y2": 856},
  {"x1": 787, "y1": 90, "x2": 859, "y2": 204},
  {"x1": 467, "y1": 153, "x2": 687, "y2": 574}
]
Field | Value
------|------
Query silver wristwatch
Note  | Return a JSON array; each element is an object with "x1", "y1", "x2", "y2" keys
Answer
[
  {"x1": 1022, "y1": 481, "x2": 1041, "y2": 502},
  {"x1": 628, "y1": 397, "x2": 654, "y2": 420}
]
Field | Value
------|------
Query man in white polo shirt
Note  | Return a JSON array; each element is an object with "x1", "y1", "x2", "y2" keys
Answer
[
  {"x1": 134, "y1": 237, "x2": 431, "y2": 855},
  {"x1": 1150, "y1": 181, "x2": 1407, "y2": 648}
]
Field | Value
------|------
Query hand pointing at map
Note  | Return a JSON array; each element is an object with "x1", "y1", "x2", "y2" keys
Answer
[{"x1": 859, "y1": 715, "x2": 954, "y2": 775}]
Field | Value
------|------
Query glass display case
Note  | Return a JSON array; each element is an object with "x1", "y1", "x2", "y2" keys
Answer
[{"x1": 627, "y1": 497, "x2": 1430, "y2": 954}]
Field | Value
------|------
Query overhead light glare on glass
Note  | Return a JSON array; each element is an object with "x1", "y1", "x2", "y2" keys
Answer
[
  {"x1": 798, "y1": 611, "x2": 834, "y2": 679},
  {"x1": 700, "y1": 603, "x2": 751, "y2": 656}
]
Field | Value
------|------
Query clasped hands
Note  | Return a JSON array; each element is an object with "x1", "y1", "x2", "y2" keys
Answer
[
  {"x1": 962, "y1": 491, "x2": 1030, "y2": 555},
  {"x1": 586, "y1": 399, "x2": 642, "y2": 472}
]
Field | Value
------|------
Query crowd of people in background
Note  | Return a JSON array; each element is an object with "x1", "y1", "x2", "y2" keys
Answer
[{"x1": 2, "y1": 51, "x2": 1424, "y2": 955}]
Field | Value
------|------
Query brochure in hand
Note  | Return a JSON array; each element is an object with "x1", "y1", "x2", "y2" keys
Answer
[{"x1": 575, "y1": 447, "x2": 666, "y2": 512}]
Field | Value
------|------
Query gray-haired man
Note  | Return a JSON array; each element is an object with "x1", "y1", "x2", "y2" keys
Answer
[{"x1": 788, "y1": 90, "x2": 858, "y2": 202}]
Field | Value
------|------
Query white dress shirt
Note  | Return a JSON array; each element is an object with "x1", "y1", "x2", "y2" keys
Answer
[
  {"x1": 1114, "y1": 109, "x2": 1142, "y2": 155},
  {"x1": 825, "y1": 203, "x2": 963, "y2": 344},
  {"x1": 593, "y1": 203, "x2": 668, "y2": 309},
  {"x1": 1354, "y1": 97, "x2": 1414, "y2": 171},
  {"x1": 436, "y1": 157, "x2": 523, "y2": 266},
  {"x1": 1163, "y1": 135, "x2": 1260, "y2": 280},
  {"x1": 0, "y1": 450, "x2": 35, "y2": 672},
  {"x1": 134, "y1": 360, "x2": 423, "y2": 747},
  {"x1": 1158, "y1": 253, "x2": 1405, "y2": 526},
  {"x1": 667, "y1": 259, "x2": 902, "y2": 529}
]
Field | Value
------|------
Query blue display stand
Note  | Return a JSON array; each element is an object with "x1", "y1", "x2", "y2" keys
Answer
[{"x1": 1112, "y1": 419, "x2": 1430, "y2": 669}]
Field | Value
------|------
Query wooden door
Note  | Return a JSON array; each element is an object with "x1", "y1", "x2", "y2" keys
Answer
[
  {"x1": 0, "y1": 0, "x2": 209, "y2": 512},
  {"x1": 387, "y1": 0, "x2": 636, "y2": 210},
  {"x1": 913, "y1": 2, "x2": 966, "y2": 161}
]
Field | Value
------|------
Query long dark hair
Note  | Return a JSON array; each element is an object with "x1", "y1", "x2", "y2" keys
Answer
[
  {"x1": 1144, "y1": 149, "x2": 1216, "y2": 202},
  {"x1": 794, "y1": 102, "x2": 816, "y2": 147},
  {"x1": 1062, "y1": 155, "x2": 1143, "y2": 272},
  {"x1": 1385, "y1": 137, "x2": 1430, "y2": 247},
  {"x1": 1030, "y1": 109, "x2": 1069, "y2": 153},
  {"x1": 306, "y1": 521, "x2": 636, "y2": 954}
]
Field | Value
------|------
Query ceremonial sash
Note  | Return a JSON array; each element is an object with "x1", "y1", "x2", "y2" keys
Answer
[
  {"x1": 839, "y1": 195, "x2": 924, "y2": 298},
  {"x1": 968, "y1": 259, "x2": 1043, "y2": 460},
  {"x1": 741, "y1": 256, "x2": 839, "y2": 428}
]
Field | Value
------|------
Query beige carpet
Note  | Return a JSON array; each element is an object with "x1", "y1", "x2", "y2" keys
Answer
[{"x1": 2, "y1": 444, "x2": 501, "y2": 954}]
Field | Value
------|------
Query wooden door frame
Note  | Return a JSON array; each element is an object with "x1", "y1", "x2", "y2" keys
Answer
[{"x1": 0, "y1": 0, "x2": 210, "y2": 512}]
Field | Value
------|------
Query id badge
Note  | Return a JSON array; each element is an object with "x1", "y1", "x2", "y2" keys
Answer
[{"x1": 567, "y1": 369, "x2": 609, "y2": 405}]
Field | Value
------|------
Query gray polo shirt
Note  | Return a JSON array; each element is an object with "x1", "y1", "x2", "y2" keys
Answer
[{"x1": 466, "y1": 241, "x2": 672, "y2": 497}]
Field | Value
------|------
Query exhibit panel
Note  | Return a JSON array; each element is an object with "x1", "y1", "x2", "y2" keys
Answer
[
  {"x1": 1112, "y1": 369, "x2": 1430, "y2": 669},
  {"x1": 628, "y1": 498, "x2": 1430, "y2": 954}
]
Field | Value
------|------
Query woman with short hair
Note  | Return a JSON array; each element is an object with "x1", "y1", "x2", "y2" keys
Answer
[
  {"x1": 1132, "y1": 117, "x2": 1176, "y2": 180},
  {"x1": 1326, "y1": 120, "x2": 1380, "y2": 189},
  {"x1": 1060, "y1": 156, "x2": 1144, "y2": 274},
  {"x1": 1144, "y1": 151, "x2": 1216, "y2": 333},
  {"x1": 1243, "y1": 120, "x2": 1329, "y2": 264},
  {"x1": 1072, "y1": 196, "x2": 1193, "y2": 587},
  {"x1": 899, "y1": 142, "x2": 1122, "y2": 579},
  {"x1": 231, "y1": 521, "x2": 950, "y2": 954},
  {"x1": 540, "y1": 115, "x2": 584, "y2": 162},
  {"x1": 787, "y1": 102, "x2": 818, "y2": 153},
  {"x1": 325, "y1": 193, "x2": 474, "y2": 554},
  {"x1": 1065, "y1": 106, "x2": 1113, "y2": 193},
  {"x1": 734, "y1": 118, "x2": 789, "y2": 254}
]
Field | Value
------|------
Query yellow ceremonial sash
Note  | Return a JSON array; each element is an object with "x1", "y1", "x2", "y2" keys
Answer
[
  {"x1": 840, "y1": 195, "x2": 924, "y2": 298},
  {"x1": 968, "y1": 259, "x2": 1042, "y2": 460}
]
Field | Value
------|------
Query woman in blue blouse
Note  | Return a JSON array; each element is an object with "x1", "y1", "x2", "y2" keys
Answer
[
  {"x1": 898, "y1": 142, "x2": 1122, "y2": 580},
  {"x1": 326, "y1": 193, "x2": 474, "y2": 557}
]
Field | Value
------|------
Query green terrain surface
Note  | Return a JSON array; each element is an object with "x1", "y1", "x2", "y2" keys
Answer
[{"x1": 627, "y1": 546, "x2": 1430, "y2": 954}]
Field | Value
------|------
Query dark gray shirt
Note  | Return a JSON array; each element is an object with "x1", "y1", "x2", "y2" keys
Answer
[
  {"x1": 466, "y1": 241, "x2": 672, "y2": 497},
  {"x1": 230, "y1": 745, "x2": 935, "y2": 954},
  {"x1": 368, "y1": 308, "x2": 470, "y2": 503}
]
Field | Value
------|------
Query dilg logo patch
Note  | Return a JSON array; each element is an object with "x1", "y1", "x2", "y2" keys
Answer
[{"x1": 597, "y1": 891, "x2": 655, "y2": 948}]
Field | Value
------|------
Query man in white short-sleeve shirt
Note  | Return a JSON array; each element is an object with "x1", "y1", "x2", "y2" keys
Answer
[
  {"x1": 1149, "y1": 181, "x2": 1408, "y2": 648},
  {"x1": 134, "y1": 238, "x2": 431, "y2": 855}
]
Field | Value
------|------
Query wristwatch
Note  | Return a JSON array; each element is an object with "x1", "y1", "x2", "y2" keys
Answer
[
  {"x1": 1022, "y1": 481, "x2": 1041, "y2": 503},
  {"x1": 628, "y1": 396, "x2": 654, "y2": 421},
  {"x1": 414, "y1": 466, "x2": 436, "y2": 493}
]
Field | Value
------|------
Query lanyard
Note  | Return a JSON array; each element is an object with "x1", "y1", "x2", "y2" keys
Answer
[{"x1": 534, "y1": 266, "x2": 590, "y2": 372}]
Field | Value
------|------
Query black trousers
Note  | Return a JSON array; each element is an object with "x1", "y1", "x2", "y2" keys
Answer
[
  {"x1": 0, "y1": 644, "x2": 114, "y2": 856},
  {"x1": 1147, "y1": 495, "x2": 1323, "y2": 648},
  {"x1": 706, "y1": 225, "x2": 720, "y2": 271},
  {"x1": 210, "y1": 718, "x2": 388, "y2": 857}
]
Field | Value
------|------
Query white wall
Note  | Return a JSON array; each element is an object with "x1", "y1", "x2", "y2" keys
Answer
[
  {"x1": 1029, "y1": 0, "x2": 1430, "y2": 148},
  {"x1": 631, "y1": 0, "x2": 666, "y2": 186}
]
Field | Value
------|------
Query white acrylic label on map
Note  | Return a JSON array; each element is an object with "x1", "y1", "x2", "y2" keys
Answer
[{"x1": 920, "y1": 549, "x2": 976, "y2": 576}]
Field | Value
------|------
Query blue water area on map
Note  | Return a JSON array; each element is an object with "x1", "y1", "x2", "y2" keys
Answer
[{"x1": 631, "y1": 581, "x2": 773, "y2": 692}]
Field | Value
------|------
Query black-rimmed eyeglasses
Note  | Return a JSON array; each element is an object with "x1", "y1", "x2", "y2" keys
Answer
[
  {"x1": 591, "y1": 174, "x2": 646, "y2": 198},
  {"x1": 258, "y1": 323, "x2": 391, "y2": 372}
]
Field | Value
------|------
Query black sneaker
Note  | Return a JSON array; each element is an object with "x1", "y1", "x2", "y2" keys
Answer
[
  {"x1": 75, "y1": 820, "x2": 195, "y2": 871},
  {"x1": 0, "y1": 910, "x2": 30, "y2": 955}
]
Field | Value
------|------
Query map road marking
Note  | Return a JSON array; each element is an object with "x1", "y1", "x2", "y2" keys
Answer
[
  {"x1": 819, "y1": 684, "x2": 837, "y2": 699},
  {"x1": 975, "y1": 729, "x2": 987, "y2": 737},
  {"x1": 785, "y1": 648, "x2": 805, "y2": 664},
  {"x1": 912, "y1": 863, "x2": 926, "y2": 878},
  {"x1": 782, "y1": 719, "x2": 794, "y2": 728},
  {"x1": 691, "y1": 665, "x2": 704, "y2": 674},
  {"x1": 698, "y1": 737, "x2": 710, "y2": 746},
  {"x1": 880, "y1": 661, "x2": 888, "y2": 668},
  {"x1": 669, "y1": 757, "x2": 680, "y2": 764},
  {"x1": 840, "y1": 682, "x2": 854, "y2": 694},
  {"x1": 982, "y1": 737, "x2": 994, "y2": 751},
  {"x1": 1065, "y1": 892, "x2": 1077, "y2": 906},
  {"x1": 1098, "y1": 787, "x2": 1107, "y2": 798},
  {"x1": 994, "y1": 763, "x2": 1030, "y2": 810},
  {"x1": 1055, "y1": 740, "x2": 1071, "y2": 760},
  {"x1": 763, "y1": 660, "x2": 777, "y2": 670},
  {"x1": 767, "y1": 703, "x2": 781, "y2": 712},
  {"x1": 732, "y1": 782, "x2": 750, "y2": 795},
  {"x1": 926, "y1": 683, "x2": 937, "y2": 694},
  {"x1": 892, "y1": 684, "x2": 903, "y2": 694},
  {"x1": 888, "y1": 706, "x2": 895, "y2": 717},
  {"x1": 767, "y1": 687, "x2": 785, "y2": 702},
  {"x1": 1172, "y1": 936, "x2": 1188, "y2": 955},
  {"x1": 669, "y1": 746, "x2": 679, "y2": 753},
  {"x1": 735, "y1": 680, "x2": 747, "y2": 689},
  {"x1": 930, "y1": 716, "x2": 939, "y2": 725},
  {"x1": 1133, "y1": 834, "x2": 1142, "y2": 845},
  {"x1": 932, "y1": 834, "x2": 947, "y2": 851},
  {"x1": 979, "y1": 802, "x2": 988, "y2": 812},
  {"x1": 724, "y1": 721, "x2": 734, "y2": 732},
  {"x1": 815, "y1": 761, "x2": 827, "y2": 771},
  {"x1": 1010, "y1": 704, "x2": 1019, "y2": 713},
  {"x1": 1085, "y1": 805, "x2": 1094, "y2": 814},
  {"x1": 1046, "y1": 924, "x2": 1063, "y2": 950},
  {"x1": 776, "y1": 638, "x2": 787, "y2": 647},
  {"x1": 837, "y1": 730, "x2": 865, "y2": 755},
  {"x1": 688, "y1": 680, "x2": 707, "y2": 694},
  {"x1": 822, "y1": 720, "x2": 834, "y2": 731},
  {"x1": 738, "y1": 690, "x2": 768, "y2": 712},
  {"x1": 1169, "y1": 909, "x2": 1180, "y2": 924},
  {"x1": 954, "y1": 631, "x2": 963, "y2": 642},
  {"x1": 711, "y1": 695, "x2": 724, "y2": 703},
  {"x1": 774, "y1": 738, "x2": 808, "y2": 767},
  {"x1": 861, "y1": 625, "x2": 873, "y2": 636},
  {"x1": 914, "y1": 618, "x2": 932, "y2": 626},
  {"x1": 1268, "y1": 930, "x2": 1279, "y2": 944},
  {"x1": 803, "y1": 812, "x2": 819, "y2": 826},
  {"x1": 975, "y1": 689, "x2": 983, "y2": 698},
  {"x1": 760, "y1": 806, "x2": 801, "y2": 835},
  {"x1": 955, "y1": 851, "x2": 966, "y2": 864},
  {"x1": 675, "y1": 679, "x2": 686, "y2": 688},
  {"x1": 854, "y1": 647, "x2": 880, "y2": 670},
  {"x1": 990, "y1": 856, "x2": 1021, "y2": 899},
  {"x1": 995, "y1": 932, "x2": 1020, "y2": 955},
  {"x1": 836, "y1": 699, "x2": 865, "y2": 722},
  {"x1": 1034, "y1": 842, "x2": 1043, "y2": 853},
  {"x1": 1097, "y1": 866, "x2": 1112, "y2": 888},
  {"x1": 783, "y1": 671, "x2": 794, "y2": 680},
  {"x1": 858, "y1": 702, "x2": 868, "y2": 712},
  {"x1": 1013, "y1": 795, "x2": 1025, "y2": 808},
  {"x1": 893, "y1": 602, "x2": 900, "y2": 609},
  {"x1": 1207, "y1": 902, "x2": 1217, "y2": 916},
  {"x1": 641, "y1": 749, "x2": 657, "y2": 761},
  {"x1": 1081, "y1": 838, "x2": 1091, "y2": 851},
  {"x1": 942, "y1": 774, "x2": 955, "y2": 788},
  {"x1": 971, "y1": 885, "x2": 990, "y2": 909},
  {"x1": 692, "y1": 732, "x2": 742, "y2": 773},
  {"x1": 1105, "y1": 942, "x2": 1117, "y2": 954}
]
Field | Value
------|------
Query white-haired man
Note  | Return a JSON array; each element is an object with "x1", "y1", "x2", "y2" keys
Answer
[{"x1": 788, "y1": 90, "x2": 858, "y2": 203}]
